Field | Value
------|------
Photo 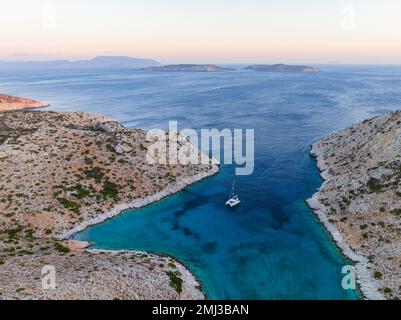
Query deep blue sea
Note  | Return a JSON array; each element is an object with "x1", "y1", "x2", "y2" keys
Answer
[{"x1": 2, "y1": 65, "x2": 401, "y2": 299}]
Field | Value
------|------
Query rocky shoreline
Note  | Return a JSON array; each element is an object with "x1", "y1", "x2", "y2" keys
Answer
[
  {"x1": 306, "y1": 146, "x2": 384, "y2": 300},
  {"x1": 56, "y1": 165, "x2": 220, "y2": 300},
  {"x1": 59, "y1": 166, "x2": 219, "y2": 240},
  {"x1": 86, "y1": 248, "x2": 206, "y2": 300},
  {"x1": 306, "y1": 110, "x2": 401, "y2": 300}
]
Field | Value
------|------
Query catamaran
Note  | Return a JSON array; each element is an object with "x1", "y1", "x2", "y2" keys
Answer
[{"x1": 225, "y1": 179, "x2": 240, "y2": 207}]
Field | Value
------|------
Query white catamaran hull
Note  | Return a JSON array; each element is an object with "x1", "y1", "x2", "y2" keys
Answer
[{"x1": 225, "y1": 198, "x2": 240, "y2": 207}]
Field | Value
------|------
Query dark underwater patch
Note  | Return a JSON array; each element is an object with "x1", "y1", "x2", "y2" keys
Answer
[
  {"x1": 174, "y1": 210, "x2": 186, "y2": 218},
  {"x1": 201, "y1": 241, "x2": 218, "y2": 254}
]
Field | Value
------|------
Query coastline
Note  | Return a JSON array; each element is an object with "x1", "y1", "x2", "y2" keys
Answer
[
  {"x1": 58, "y1": 164, "x2": 219, "y2": 240},
  {"x1": 306, "y1": 142, "x2": 384, "y2": 300},
  {"x1": 87, "y1": 248, "x2": 207, "y2": 299},
  {"x1": 58, "y1": 163, "x2": 219, "y2": 299}
]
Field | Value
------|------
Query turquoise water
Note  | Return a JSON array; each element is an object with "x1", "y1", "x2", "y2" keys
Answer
[{"x1": 2, "y1": 65, "x2": 401, "y2": 299}]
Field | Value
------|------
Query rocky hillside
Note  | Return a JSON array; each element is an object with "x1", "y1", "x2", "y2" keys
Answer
[
  {"x1": 308, "y1": 110, "x2": 401, "y2": 299},
  {"x1": 0, "y1": 94, "x2": 49, "y2": 111},
  {"x1": 0, "y1": 110, "x2": 218, "y2": 300}
]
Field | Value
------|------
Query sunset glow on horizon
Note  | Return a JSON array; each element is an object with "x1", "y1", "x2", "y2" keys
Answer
[{"x1": 1, "y1": 0, "x2": 401, "y2": 64}]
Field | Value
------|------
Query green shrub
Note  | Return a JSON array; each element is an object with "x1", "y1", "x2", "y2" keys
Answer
[
  {"x1": 84, "y1": 157, "x2": 93, "y2": 165},
  {"x1": 166, "y1": 271, "x2": 183, "y2": 294},
  {"x1": 106, "y1": 144, "x2": 116, "y2": 153},
  {"x1": 367, "y1": 178, "x2": 382, "y2": 192},
  {"x1": 53, "y1": 190, "x2": 62, "y2": 198},
  {"x1": 7, "y1": 226, "x2": 23, "y2": 238},
  {"x1": 101, "y1": 181, "x2": 119, "y2": 199},
  {"x1": 70, "y1": 184, "x2": 90, "y2": 199},
  {"x1": 374, "y1": 271, "x2": 382, "y2": 280},
  {"x1": 24, "y1": 229, "x2": 34, "y2": 238},
  {"x1": 57, "y1": 197, "x2": 80, "y2": 213},
  {"x1": 54, "y1": 242, "x2": 70, "y2": 254},
  {"x1": 84, "y1": 167, "x2": 104, "y2": 182}
]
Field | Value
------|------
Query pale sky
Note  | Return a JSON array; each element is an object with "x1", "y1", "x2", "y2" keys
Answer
[{"x1": 1, "y1": 0, "x2": 401, "y2": 64}]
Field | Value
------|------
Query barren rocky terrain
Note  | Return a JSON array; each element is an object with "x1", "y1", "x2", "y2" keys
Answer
[
  {"x1": 307, "y1": 110, "x2": 401, "y2": 300},
  {"x1": 0, "y1": 110, "x2": 218, "y2": 300}
]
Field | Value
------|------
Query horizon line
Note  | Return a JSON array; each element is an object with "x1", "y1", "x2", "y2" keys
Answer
[{"x1": 1, "y1": 56, "x2": 401, "y2": 67}]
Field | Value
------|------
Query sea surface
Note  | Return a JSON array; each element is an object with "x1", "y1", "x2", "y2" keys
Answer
[{"x1": 2, "y1": 65, "x2": 401, "y2": 299}]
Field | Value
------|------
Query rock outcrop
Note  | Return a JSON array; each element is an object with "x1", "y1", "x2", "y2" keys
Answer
[{"x1": 0, "y1": 94, "x2": 49, "y2": 111}]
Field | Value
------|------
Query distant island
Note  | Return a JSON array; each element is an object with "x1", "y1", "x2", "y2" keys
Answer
[
  {"x1": 245, "y1": 64, "x2": 321, "y2": 73},
  {"x1": 0, "y1": 56, "x2": 162, "y2": 70},
  {"x1": 144, "y1": 64, "x2": 233, "y2": 72},
  {"x1": 0, "y1": 59, "x2": 323, "y2": 73},
  {"x1": 0, "y1": 93, "x2": 49, "y2": 111}
]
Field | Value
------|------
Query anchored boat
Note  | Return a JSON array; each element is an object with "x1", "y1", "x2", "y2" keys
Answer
[{"x1": 225, "y1": 179, "x2": 240, "y2": 207}]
